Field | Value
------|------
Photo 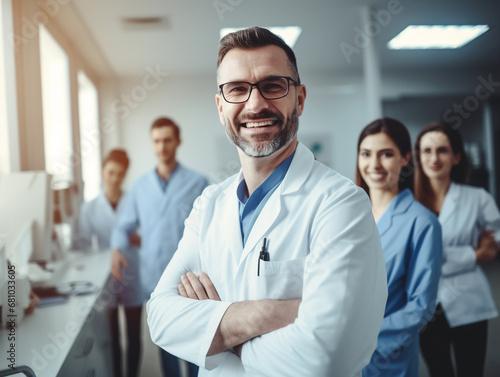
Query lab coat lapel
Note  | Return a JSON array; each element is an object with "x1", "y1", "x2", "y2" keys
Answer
[
  {"x1": 241, "y1": 190, "x2": 281, "y2": 263},
  {"x1": 377, "y1": 209, "x2": 393, "y2": 238},
  {"x1": 438, "y1": 182, "x2": 460, "y2": 225},
  {"x1": 240, "y1": 142, "x2": 314, "y2": 262},
  {"x1": 98, "y1": 192, "x2": 117, "y2": 220},
  {"x1": 377, "y1": 189, "x2": 413, "y2": 238},
  {"x1": 222, "y1": 172, "x2": 245, "y2": 265}
]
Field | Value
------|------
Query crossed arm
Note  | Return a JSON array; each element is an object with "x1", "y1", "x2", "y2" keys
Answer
[
  {"x1": 475, "y1": 229, "x2": 499, "y2": 263},
  {"x1": 178, "y1": 271, "x2": 301, "y2": 357},
  {"x1": 443, "y1": 229, "x2": 499, "y2": 277},
  {"x1": 444, "y1": 191, "x2": 500, "y2": 276}
]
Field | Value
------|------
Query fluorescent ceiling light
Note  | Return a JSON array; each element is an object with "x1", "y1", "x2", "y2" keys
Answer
[
  {"x1": 388, "y1": 25, "x2": 489, "y2": 49},
  {"x1": 220, "y1": 26, "x2": 302, "y2": 48}
]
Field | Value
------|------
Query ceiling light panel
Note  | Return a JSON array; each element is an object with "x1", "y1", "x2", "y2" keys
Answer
[{"x1": 388, "y1": 25, "x2": 489, "y2": 50}]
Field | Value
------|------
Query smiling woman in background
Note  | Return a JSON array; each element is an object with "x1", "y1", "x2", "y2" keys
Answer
[
  {"x1": 415, "y1": 122, "x2": 500, "y2": 377},
  {"x1": 356, "y1": 117, "x2": 442, "y2": 377},
  {"x1": 74, "y1": 149, "x2": 143, "y2": 377}
]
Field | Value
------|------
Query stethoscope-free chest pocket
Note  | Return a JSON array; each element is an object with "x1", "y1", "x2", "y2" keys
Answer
[{"x1": 256, "y1": 257, "x2": 306, "y2": 300}]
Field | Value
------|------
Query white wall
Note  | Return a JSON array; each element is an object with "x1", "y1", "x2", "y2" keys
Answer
[
  {"x1": 117, "y1": 74, "x2": 224, "y2": 189},
  {"x1": 298, "y1": 72, "x2": 369, "y2": 179}
]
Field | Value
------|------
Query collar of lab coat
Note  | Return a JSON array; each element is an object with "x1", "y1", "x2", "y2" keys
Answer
[
  {"x1": 377, "y1": 188, "x2": 414, "y2": 238},
  {"x1": 437, "y1": 181, "x2": 460, "y2": 225},
  {"x1": 97, "y1": 190, "x2": 125, "y2": 216},
  {"x1": 228, "y1": 142, "x2": 314, "y2": 196},
  {"x1": 222, "y1": 142, "x2": 315, "y2": 265}
]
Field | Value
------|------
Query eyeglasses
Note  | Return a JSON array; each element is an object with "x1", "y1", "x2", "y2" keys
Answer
[{"x1": 219, "y1": 76, "x2": 300, "y2": 104}]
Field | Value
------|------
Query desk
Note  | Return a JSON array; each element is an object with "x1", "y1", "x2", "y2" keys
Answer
[{"x1": 0, "y1": 250, "x2": 114, "y2": 376}]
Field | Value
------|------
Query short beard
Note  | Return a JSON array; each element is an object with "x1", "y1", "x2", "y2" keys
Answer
[{"x1": 224, "y1": 108, "x2": 299, "y2": 158}]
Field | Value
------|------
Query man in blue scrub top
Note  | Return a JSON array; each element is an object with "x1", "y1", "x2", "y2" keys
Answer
[
  {"x1": 111, "y1": 117, "x2": 208, "y2": 377},
  {"x1": 147, "y1": 27, "x2": 388, "y2": 376}
]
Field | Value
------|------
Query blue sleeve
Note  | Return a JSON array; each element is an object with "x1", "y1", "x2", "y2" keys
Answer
[
  {"x1": 111, "y1": 187, "x2": 140, "y2": 251},
  {"x1": 376, "y1": 217, "x2": 442, "y2": 354}
]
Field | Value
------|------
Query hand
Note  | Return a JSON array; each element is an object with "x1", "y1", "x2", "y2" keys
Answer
[
  {"x1": 208, "y1": 298, "x2": 301, "y2": 356},
  {"x1": 111, "y1": 248, "x2": 129, "y2": 281},
  {"x1": 129, "y1": 234, "x2": 141, "y2": 246},
  {"x1": 24, "y1": 291, "x2": 40, "y2": 315},
  {"x1": 475, "y1": 230, "x2": 499, "y2": 264},
  {"x1": 233, "y1": 344, "x2": 243, "y2": 358},
  {"x1": 178, "y1": 271, "x2": 220, "y2": 301}
]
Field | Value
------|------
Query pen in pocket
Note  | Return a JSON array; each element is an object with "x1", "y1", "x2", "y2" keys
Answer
[{"x1": 257, "y1": 238, "x2": 269, "y2": 276}]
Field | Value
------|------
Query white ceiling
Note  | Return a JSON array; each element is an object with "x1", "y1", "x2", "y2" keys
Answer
[{"x1": 70, "y1": 0, "x2": 500, "y2": 79}]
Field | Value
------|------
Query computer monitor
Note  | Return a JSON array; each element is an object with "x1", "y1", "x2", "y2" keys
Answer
[
  {"x1": 53, "y1": 182, "x2": 79, "y2": 253},
  {"x1": 0, "y1": 171, "x2": 54, "y2": 268}
]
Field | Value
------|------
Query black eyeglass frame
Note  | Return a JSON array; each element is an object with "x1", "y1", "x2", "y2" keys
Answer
[{"x1": 218, "y1": 76, "x2": 300, "y2": 104}]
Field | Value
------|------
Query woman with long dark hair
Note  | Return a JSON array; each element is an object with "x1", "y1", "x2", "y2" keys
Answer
[
  {"x1": 356, "y1": 118, "x2": 442, "y2": 377},
  {"x1": 415, "y1": 123, "x2": 500, "y2": 377}
]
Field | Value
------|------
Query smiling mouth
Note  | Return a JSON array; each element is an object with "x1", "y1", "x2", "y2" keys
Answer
[
  {"x1": 242, "y1": 120, "x2": 278, "y2": 128},
  {"x1": 368, "y1": 173, "x2": 387, "y2": 180}
]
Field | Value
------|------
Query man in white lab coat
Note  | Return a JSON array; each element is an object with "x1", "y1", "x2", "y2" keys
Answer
[{"x1": 147, "y1": 27, "x2": 388, "y2": 376}]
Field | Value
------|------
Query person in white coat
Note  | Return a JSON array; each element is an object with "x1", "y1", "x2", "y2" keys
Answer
[
  {"x1": 111, "y1": 118, "x2": 208, "y2": 377},
  {"x1": 147, "y1": 26, "x2": 388, "y2": 377},
  {"x1": 74, "y1": 149, "x2": 143, "y2": 377},
  {"x1": 415, "y1": 122, "x2": 500, "y2": 377}
]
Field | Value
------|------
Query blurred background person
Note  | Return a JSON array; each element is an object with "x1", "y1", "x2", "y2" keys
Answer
[
  {"x1": 356, "y1": 118, "x2": 442, "y2": 377},
  {"x1": 111, "y1": 117, "x2": 208, "y2": 377},
  {"x1": 74, "y1": 149, "x2": 143, "y2": 377},
  {"x1": 415, "y1": 122, "x2": 500, "y2": 377}
]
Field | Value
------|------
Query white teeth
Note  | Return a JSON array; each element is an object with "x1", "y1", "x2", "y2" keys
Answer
[
  {"x1": 369, "y1": 173, "x2": 386, "y2": 180},
  {"x1": 245, "y1": 121, "x2": 274, "y2": 128}
]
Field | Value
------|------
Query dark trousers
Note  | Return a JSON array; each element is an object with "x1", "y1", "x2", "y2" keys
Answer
[
  {"x1": 159, "y1": 347, "x2": 199, "y2": 377},
  {"x1": 420, "y1": 304, "x2": 488, "y2": 377},
  {"x1": 109, "y1": 305, "x2": 143, "y2": 377}
]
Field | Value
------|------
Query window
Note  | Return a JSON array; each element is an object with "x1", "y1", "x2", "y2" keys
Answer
[
  {"x1": 0, "y1": 2, "x2": 9, "y2": 173},
  {"x1": 78, "y1": 71, "x2": 101, "y2": 201},
  {"x1": 0, "y1": 0, "x2": 19, "y2": 173},
  {"x1": 39, "y1": 25, "x2": 73, "y2": 183}
]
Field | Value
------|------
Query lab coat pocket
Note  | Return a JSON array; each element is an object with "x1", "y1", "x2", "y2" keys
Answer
[{"x1": 256, "y1": 257, "x2": 306, "y2": 300}]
